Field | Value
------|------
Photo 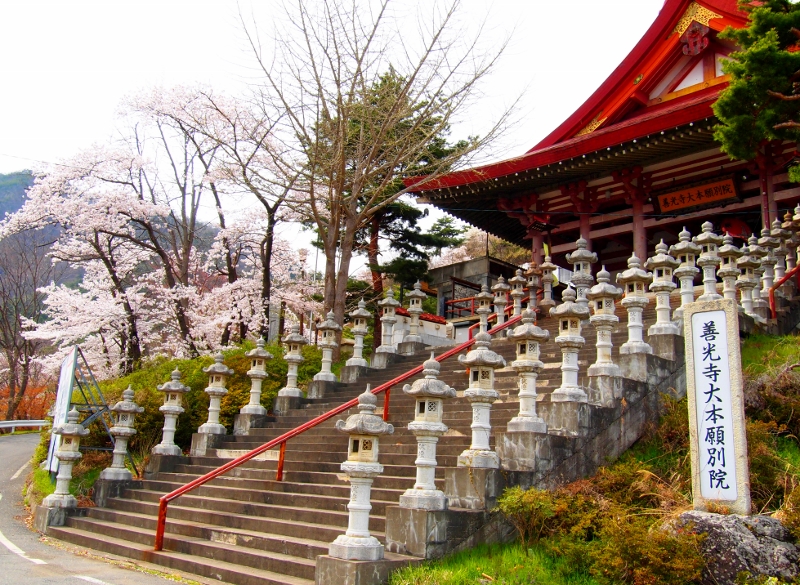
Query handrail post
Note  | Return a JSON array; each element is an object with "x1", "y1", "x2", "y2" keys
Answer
[
  {"x1": 383, "y1": 387, "x2": 391, "y2": 421},
  {"x1": 276, "y1": 441, "x2": 286, "y2": 481},
  {"x1": 769, "y1": 263, "x2": 800, "y2": 319},
  {"x1": 155, "y1": 498, "x2": 168, "y2": 551}
]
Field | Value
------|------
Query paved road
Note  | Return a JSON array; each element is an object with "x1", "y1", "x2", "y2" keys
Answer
[{"x1": 0, "y1": 433, "x2": 199, "y2": 585}]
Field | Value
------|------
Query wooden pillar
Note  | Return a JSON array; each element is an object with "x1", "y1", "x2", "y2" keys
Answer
[
  {"x1": 579, "y1": 211, "x2": 592, "y2": 251},
  {"x1": 530, "y1": 232, "x2": 544, "y2": 264},
  {"x1": 632, "y1": 196, "x2": 647, "y2": 261},
  {"x1": 757, "y1": 154, "x2": 775, "y2": 229}
]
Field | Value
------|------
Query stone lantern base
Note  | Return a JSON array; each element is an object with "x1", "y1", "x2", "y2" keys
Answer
[
  {"x1": 399, "y1": 488, "x2": 447, "y2": 511},
  {"x1": 329, "y1": 534, "x2": 384, "y2": 561},
  {"x1": 456, "y1": 449, "x2": 499, "y2": 469},
  {"x1": 397, "y1": 340, "x2": 426, "y2": 356},
  {"x1": 315, "y1": 553, "x2": 417, "y2": 585}
]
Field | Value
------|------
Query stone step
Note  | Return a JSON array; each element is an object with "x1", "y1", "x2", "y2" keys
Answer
[{"x1": 47, "y1": 524, "x2": 317, "y2": 585}]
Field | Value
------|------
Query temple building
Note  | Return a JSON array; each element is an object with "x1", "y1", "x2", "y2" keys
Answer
[{"x1": 407, "y1": 0, "x2": 798, "y2": 272}]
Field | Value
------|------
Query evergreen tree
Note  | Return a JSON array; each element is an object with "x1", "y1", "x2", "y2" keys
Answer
[{"x1": 713, "y1": 0, "x2": 800, "y2": 180}]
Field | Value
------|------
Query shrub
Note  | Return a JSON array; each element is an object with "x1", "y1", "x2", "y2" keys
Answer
[
  {"x1": 589, "y1": 513, "x2": 705, "y2": 585},
  {"x1": 497, "y1": 486, "x2": 556, "y2": 550}
]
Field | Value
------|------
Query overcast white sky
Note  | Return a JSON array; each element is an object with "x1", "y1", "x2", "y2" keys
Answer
[{"x1": 0, "y1": 0, "x2": 665, "y2": 176}]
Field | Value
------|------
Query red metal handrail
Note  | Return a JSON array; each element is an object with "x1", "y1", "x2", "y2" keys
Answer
[
  {"x1": 153, "y1": 314, "x2": 523, "y2": 551},
  {"x1": 769, "y1": 263, "x2": 800, "y2": 319}
]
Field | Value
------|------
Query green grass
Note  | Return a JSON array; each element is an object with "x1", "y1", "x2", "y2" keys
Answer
[
  {"x1": 740, "y1": 334, "x2": 800, "y2": 376},
  {"x1": 389, "y1": 542, "x2": 598, "y2": 585}
]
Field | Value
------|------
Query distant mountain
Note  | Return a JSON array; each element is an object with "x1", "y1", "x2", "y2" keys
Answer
[{"x1": 0, "y1": 171, "x2": 33, "y2": 218}]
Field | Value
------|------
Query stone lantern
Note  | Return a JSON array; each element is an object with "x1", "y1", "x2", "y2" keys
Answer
[
  {"x1": 152, "y1": 369, "x2": 189, "y2": 456},
  {"x1": 616, "y1": 254, "x2": 652, "y2": 355},
  {"x1": 758, "y1": 226, "x2": 780, "y2": 299},
  {"x1": 346, "y1": 299, "x2": 372, "y2": 368},
  {"x1": 693, "y1": 221, "x2": 723, "y2": 302},
  {"x1": 549, "y1": 286, "x2": 590, "y2": 403},
  {"x1": 403, "y1": 281, "x2": 426, "y2": 344},
  {"x1": 279, "y1": 324, "x2": 308, "y2": 397},
  {"x1": 508, "y1": 269, "x2": 527, "y2": 317},
  {"x1": 399, "y1": 354, "x2": 456, "y2": 510},
  {"x1": 457, "y1": 331, "x2": 506, "y2": 468},
  {"x1": 669, "y1": 227, "x2": 701, "y2": 320},
  {"x1": 746, "y1": 233, "x2": 769, "y2": 316},
  {"x1": 314, "y1": 311, "x2": 341, "y2": 382},
  {"x1": 644, "y1": 240, "x2": 680, "y2": 336},
  {"x1": 507, "y1": 307, "x2": 549, "y2": 433},
  {"x1": 198, "y1": 353, "x2": 234, "y2": 435},
  {"x1": 525, "y1": 261, "x2": 543, "y2": 312},
  {"x1": 239, "y1": 338, "x2": 273, "y2": 416},
  {"x1": 539, "y1": 255, "x2": 558, "y2": 312},
  {"x1": 491, "y1": 276, "x2": 511, "y2": 329},
  {"x1": 329, "y1": 388, "x2": 394, "y2": 561},
  {"x1": 782, "y1": 210, "x2": 797, "y2": 274},
  {"x1": 376, "y1": 289, "x2": 400, "y2": 353},
  {"x1": 566, "y1": 237, "x2": 597, "y2": 312},
  {"x1": 475, "y1": 284, "x2": 494, "y2": 334},
  {"x1": 586, "y1": 266, "x2": 623, "y2": 403},
  {"x1": 43, "y1": 407, "x2": 89, "y2": 508},
  {"x1": 717, "y1": 234, "x2": 743, "y2": 302},
  {"x1": 771, "y1": 218, "x2": 792, "y2": 283},
  {"x1": 99, "y1": 387, "x2": 143, "y2": 481},
  {"x1": 736, "y1": 243, "x2": 760, "y2": 319}
]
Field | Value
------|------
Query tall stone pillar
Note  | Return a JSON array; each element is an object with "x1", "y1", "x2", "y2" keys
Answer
[
  {"x1": 758, "y1": 226, "x2": 780, "y2": 299},
  {"x1": 152, "y1": 369, "x2": 189, "y2": 456},
  {"x1": 549, "y1": 287, "x2": 590, "y2": 403},
  {"x1": 645, "y1": 240, "x2": 679, "y2": 336},
  {"x1": 314, "y1": 311, "x2": 341, "y2": 382},
  {"x1": 693, "y1": 221, "x2": 723, "y2": 302},
  {"x1": 539, "y1": 255, "x2": 557, "y2": 313},
  {"x1": 491, "y1": 276, "x2": 510, "y2": 330},
  {"x1": 586, "y1": 267, "x2": 623, "y2": 405},
  {"x1": 376, "y1": 290, "x2": 400, "y2": 354},
  {"x1": 736, "y1": 243, "x2": 760, "y2": 319},
  {"x1": 403, "y1": 282, "x2": 426, "y2": 344},
  {"x1": 566, "y1": 237, "x2": 597, "y2": 312},
  {"x1": 507, "y1": 307, "x2": 549, "y2": 432},
  {"x1": 457, "y1": 332, "x2": 506, "y2": 468},
  {"x1": 617, "y1": 254, "x2": 653, "y2": 355},
  {"x1": 347, "y1": 299, "x2": 371, "y2": 368},
  {"x1": 717, "y1": 234, "x2": 743, "y2": 303},
  {"x1": 669, "y1": 227, "x2": 701, "y2": 321},
  {"x1": 399, "y1": 354, "x2": 456, "y2": 510},
  {"x1": 508, "y1": 269, "x2": 526, "y2": 317},
  {"x1": 525, "y1": 261, "x2": 543, "y2": 313}
]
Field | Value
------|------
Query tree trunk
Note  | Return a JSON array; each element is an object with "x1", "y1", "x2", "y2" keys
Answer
[
  {"x1": 368, "y1": 215, "x2": 384, "y2": 351},
  {"x1": 259, "y1": 208, "x2": 277, "y2": 338}
]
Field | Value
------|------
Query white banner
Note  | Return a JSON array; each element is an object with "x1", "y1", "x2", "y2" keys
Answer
[{"x1": 45, "y1": 347, "x2": 78, "y2": 473}]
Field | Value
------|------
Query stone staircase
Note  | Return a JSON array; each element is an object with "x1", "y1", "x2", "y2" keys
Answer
[{"x1": 48, "y1": 299, "x2": 670, "y2": 585}]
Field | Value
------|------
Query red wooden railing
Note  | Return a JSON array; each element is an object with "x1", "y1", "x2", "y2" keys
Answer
[
  {"x1": 768, "y1": 264, "x2": 800, "y2": 319},
  {"x1": 153, "y1": 314, "x2": 523, "y2": 551}
]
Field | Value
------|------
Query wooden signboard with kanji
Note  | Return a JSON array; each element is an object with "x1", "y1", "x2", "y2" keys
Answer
[{"x1": 654, "y1": 177, "x2": 738, "y2": 214}]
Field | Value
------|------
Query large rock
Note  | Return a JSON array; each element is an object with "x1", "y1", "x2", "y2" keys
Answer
[{"x1": 676, "y1": 511, "x2": 798, "y2": 585}]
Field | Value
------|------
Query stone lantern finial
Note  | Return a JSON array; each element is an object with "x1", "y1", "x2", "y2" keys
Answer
[
  {"x1": 314, "y1": 311, "x2": 342, "y2": 382},
  {"x1": 507, "y1": 307, "x2": 550, "y2": 433},
  {"x1": 736, "y1": 242, "x2": 760, "y2": 319},
  {"x1": 198, "y1": 353, "x2": 234, "y2": 435},
  {"x1": 400, "y1": 352, "x2": 456, "y2": 510},
  {"x1": 152, "y1": 369, "x2": 190, "y2": 456},
  {"x1": 329, "y1": 387, "x2": 394, "y2": 561},
  {"x1": 347, "y1": 299, "x2": 372, "y2": 367},
  {"x1": 99, "y1": 386, "x2": 143, "y2": 482}
]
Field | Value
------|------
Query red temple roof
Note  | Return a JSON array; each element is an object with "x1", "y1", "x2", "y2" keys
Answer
[{"x1": 406, "y1": 0, "x2": 749, "y2": 195}]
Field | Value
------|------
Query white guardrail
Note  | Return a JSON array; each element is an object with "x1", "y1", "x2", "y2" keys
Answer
[{"x1": 0, "y1": 420, "x2": 50, "y2": 433}]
